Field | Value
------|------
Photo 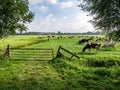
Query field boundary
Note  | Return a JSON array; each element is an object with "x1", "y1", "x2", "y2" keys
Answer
[
  {"x1": 4, "y1": 45, "x2": 54, "y2": 61},
  {"x1": 56, "y1": 46, "x2": 80, "y2": 59}
]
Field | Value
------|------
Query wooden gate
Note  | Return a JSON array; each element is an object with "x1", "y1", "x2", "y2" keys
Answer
[{"x1": 5, "y1": 45, "x2": 54, "y2": 61}]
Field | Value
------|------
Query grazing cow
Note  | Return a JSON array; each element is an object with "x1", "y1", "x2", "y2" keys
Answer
[
  {"x1": 47, "y1": 36, "x2": 51, "y2": 38},
  {"x1": 79, "y1": 38, "x2": 89, "y2": 44},
  {"x1": 79, "y1": 37, "x2": 94, "y2": 44},
  {"x1": 57, "y1": 37, "x2": 60, "y2": 39},
  {"x1": 52, "y1": 36, "x2": 55, "y2": 38},
  {"x1": 82, "y1": 43, "x2": 101, "y2": 52},
  {"x1": 102, "y1": 39, "x2": 116, "y2": 48}
]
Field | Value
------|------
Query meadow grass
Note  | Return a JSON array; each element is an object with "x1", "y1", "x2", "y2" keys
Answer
[{"x1": 0, "y1": 35, "x2": 120, "y2": 90}]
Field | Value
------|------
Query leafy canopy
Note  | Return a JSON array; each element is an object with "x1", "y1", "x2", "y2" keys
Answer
[
  {"x1": 0, "y1": 0, "x2": 34, "y2": 37},
  {"x1": 78, "y1": 0, "x2": 120, "y2": 37}
]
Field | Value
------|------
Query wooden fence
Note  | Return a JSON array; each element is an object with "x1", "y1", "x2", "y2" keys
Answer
[
  {"x1": 4, "y1": 45, "x2": 54, "y2": 61},
  {"x1": 4, "y1": 45, "x2": 79, "y2": 61},
  {"x1": 56, "y1": 46, "x2": 80, "y2": 59}
]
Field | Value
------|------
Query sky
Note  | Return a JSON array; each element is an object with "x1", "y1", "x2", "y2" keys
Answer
[{"x1": 27, "y1": 0, "x2": 94, "y2": 33}]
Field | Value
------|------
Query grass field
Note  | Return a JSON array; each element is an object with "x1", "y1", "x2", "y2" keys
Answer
[{"x1": 0, "y1": 35, "x2": 120, "y2": 90}]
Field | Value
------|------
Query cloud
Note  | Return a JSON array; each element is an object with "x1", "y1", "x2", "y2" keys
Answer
[
  {"x1": 60, "y1": 1, "x2": 74, "y2": 9},
  {"x1": 29, "y1": 0, "x2": 43, "y2": 5},
  {"x1": 45, "y1": 14, "x2": 56, "y2": 21},
  {"x1": 35, "y1": 5, "x2": 48, "y2": 12},
  {"x1": 27, "y1": 0, "x2": 94, "y2": 33},
  {"x1": 29, "y1": 0, "x2": 58, "y2": 5},
  {"x1": 27, "y1": 13, "x2": 94, "y2": 33},
  {"x1": 46, "y1": 0, "x2": 58, "y2": 4},
  {"x1": 63, "y1": 16, "x2": 68, "y2": 20}
]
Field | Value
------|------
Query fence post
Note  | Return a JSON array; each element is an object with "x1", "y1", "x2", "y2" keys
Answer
[
  {"x1": 52, "y1": 49, "x2": 54, "y2": 59},
  {"x1": 56, "y1": 46, "x2": 61, "y2": 57},
  {"x1": 7, "y1": 45, "x2": 10, "y2": 59}
]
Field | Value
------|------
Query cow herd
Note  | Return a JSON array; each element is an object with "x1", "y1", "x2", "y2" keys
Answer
[
  {"x1": 38, "y1": 35, "x2": 116, "y2": 52},
  {"x1": 78, "y1": 36, "x2": 116, "y2": 52}
]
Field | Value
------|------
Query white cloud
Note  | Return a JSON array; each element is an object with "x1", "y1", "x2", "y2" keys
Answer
[
  {"x1": 35, "y1": 5, "x2": 48, "y2": 12},
  {"x1": 47, "y1": 0, "x2": 58, "y2": 4},
  {"x1": 29, "y1": 0, "x2": 59, "y2": 5},
  {"x1": 27, "y1": 13, "x2": 94, "y2": 33},
  {"x1": 45, "y1": 14, "x2": 56, "y2": 21},
  {"x1": 27, "y1": 0, "x2": 94, "y2": 33},
  {"x1": 63, "y1": 16, "x2": 67, "y2": 20},
  {"x1": 60, "y1": 1, "x2": 74, "y2": 9},
  {"x1": 29, "y1": 0, "x2": 43, "y2": 5}
]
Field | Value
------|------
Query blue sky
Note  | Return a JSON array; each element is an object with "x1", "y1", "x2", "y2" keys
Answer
[{"x1": 27, "y1": 0, "x2": 94, "y2": 33}]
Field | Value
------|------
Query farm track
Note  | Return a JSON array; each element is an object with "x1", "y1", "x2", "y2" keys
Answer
[{"x1": 11, "y1": 39, "x2": 48, "y2": 49}]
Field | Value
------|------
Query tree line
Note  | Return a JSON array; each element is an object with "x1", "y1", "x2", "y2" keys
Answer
[{"x1": 16, "y1": 31, "x2": 102, "y2": 35}]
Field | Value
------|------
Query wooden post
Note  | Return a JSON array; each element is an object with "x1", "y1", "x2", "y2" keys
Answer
[
  {"x1": 60, "y1": 46, "x2": 80, "y2": 59},
  {"x1": 69, "y1": 55, "x2": 74, "y2": 60},
  {"x1": 52, "y1": 49, "x2": 54, "y2": 59},
  {"x1": 7, "y1": 45, "x2": 10, "y2": 59},
  {"x1": 56, "y1": 46, "x2": 61, "y2": 57}
]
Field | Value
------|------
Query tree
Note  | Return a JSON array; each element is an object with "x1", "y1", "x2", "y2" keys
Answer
[
  {"x1": 57, "y1": 31, "x2": 62, "y2": 35},
  {"x1": 78, "y1": 0, "x2": 120, "y2": 37},
  {"x1": 0, "y1": 0, "x2": 34, "y2": 37}
]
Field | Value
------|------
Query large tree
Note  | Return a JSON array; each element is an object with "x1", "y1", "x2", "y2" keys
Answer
[
  {"x1": 0, "y1": 0, "x2": 34, "y2": 37},
  {"x1": 78, "y1": 0, "x2": 120, "y2": 38}
]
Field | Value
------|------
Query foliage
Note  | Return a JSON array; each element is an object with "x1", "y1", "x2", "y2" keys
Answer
[
  {"x1": 0, "y1": 0, "x2": 34, "y2": 37},
  {"x1": 78, "y1": 0, "x2": 120, "y2": 37},
  {"x1": 108, "y1": 30, "x2": 120, "y2": 41}
]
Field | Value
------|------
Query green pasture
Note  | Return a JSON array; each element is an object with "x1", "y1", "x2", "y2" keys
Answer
[
  {"x1": 0, "y1": 35, "x2": 120, "y2": 90},
  {"x1": 0, "y1": 35, "x2": 47, "y2": 50}
]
